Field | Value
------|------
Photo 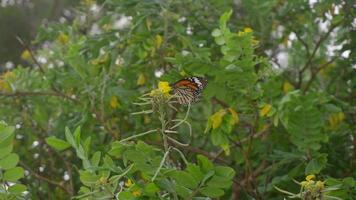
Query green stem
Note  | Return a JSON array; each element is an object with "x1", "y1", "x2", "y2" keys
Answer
[{"x1": 119, "y1": 129, "x2": 156, "y2": 143}]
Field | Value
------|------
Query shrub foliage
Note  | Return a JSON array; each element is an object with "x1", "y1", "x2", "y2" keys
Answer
[{"x1": 0, "y1": 0, "x2": 355, "y2": 199}]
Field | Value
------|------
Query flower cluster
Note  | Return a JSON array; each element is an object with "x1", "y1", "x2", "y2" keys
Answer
[
  {"x1": 150, "y1": 81, "x2": 172, "y2": 97},
  {"x1": 275, "y1": 174, "x2": 341, "y2": 200},
  {"x1": 300, "y1": 175, "x2": 325, "y2": 200}
]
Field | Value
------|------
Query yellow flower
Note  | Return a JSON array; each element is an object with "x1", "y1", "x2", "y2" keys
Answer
[
  {"x1": 57, "y1": 32, "x2": 69, "y2": 45},
  {"x1": 283, "y1": 81, "x2": 294, "y2": 94},
  {"x1": 0, "y1": 80, "x2": 10, "y2": 92},
  {"x1": 329, "y1": 112, "x2": 345, "y2": 130},
  {"x1": 131, "y1": 189, "x2": 141, "y2": 197},
  {"x1": 238, "y1": 27, "x2": 253, "y2": 37},
  {"x1": 98, "y1": 176, "x2": 107, "y2": 184},
  {"x1": 155, "y1": 34, "x2": 163, "y2": 49},
  {"x1": 301, "y1": 181, "x2": 308, "y2": 187},
  {"x1": 228, "y1": 108, "x2": 239, "y2": 124},
  {"x1": 110, "y1": 96, "x2": 120, "y2": 109},
  {"x1": 244, "y1": 27, "x2": 253, "y2": 33},
  {"x1": 316, "y1": 181, "x2": 324, "y2": 189},
  {"x1": 220, "y1": 144, "x2": 230, "y2": 156},
  {"x1": 260, "y1": 104, "x2": 272, "y2": 117},
  {"x1": 158, "y1": 81, "x2": 171, "y2": 93},
  {"x1": 150, "y1": 81, "x2": 172, "y2": 97},
  {"x1": 21, "y1": 50, "x2": 32, "y2": 61},
  {"x1": 137, "y1": 73, "x2": 146, "y2": 86},
  {"x1": 210, "y1": 109, "x2": 227, "y2": 129},
  {"x1": 102, "y1": 23, "x2": 112, "y2": 31},
  {"x1": 125, "y1": 179, "x2": 133, "y2": 187},
  {"x1": 306, "y1": 175, "x2": 315, "y2": 181}
]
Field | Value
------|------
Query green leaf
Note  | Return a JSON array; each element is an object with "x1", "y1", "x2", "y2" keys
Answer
[
  {"x1": 214, "y1": 166, "x2": 235, "y2": 178},
  {"x1": 144, "y1": 183, "x2": 159, "y2": 195},
  {"x1": 0, "y1": 153, "x2": 19, "y2": 170},
  {"x1": 90, "y1": 151, "x2": 101, "y2": 167},
  {"x1": 206, "y1": 175, "x2": 232, "y2": 189},
  {"x1": 305, "y1": 154, "x2": 327, "y2": 174},
  {"x1": 4, "y1": 167, "x2": 24, "y2": 182},
  {"x1": 83, "y1": 136, "x2": 91, "y2": 155},
  {"x1": 168, "y1": 171, "x2": 199, "y2": 189},
  {"x1": 215, "y1": 36, "x2": 225, "y2": 45},
  {"x1": 8, "y1": 184, "x2": 27, "y2": 194},
  {"x1": 219, "y1": 9, "x2": 233, "y2": 30},
  {"x1": 174, "y1": 185, "x2": 191, "y2": 198},
  {"x1": 79, "y1": 170, "x2": 100, "y2": 186},
  {"x1": 186, "y1": 164, "x2": 204, "y2": 182},
  {"x1": 109, "y1": 142, "x2": 125, "y2": 158},
  {"x1": 0, "y1": 125, "x2": 15, "y2": 144},
  {"x1": 197, "y1": 155, "x2": 214, "y2": 173},
  {"x1": 0, "y1": 143, "x2": 13, "y2": 159},
  {"x1": 118, "y1": 191, "x2": 135, "y2": 200},
  {"x1": 212, "y1": 29, "x2": 222, "y2": 37},
  {"x1": 74, "y1": 126, "x2": 81, "y2": 146},
  {"x1": 65, "y1": 127, "x2": 76, "y2": 148},
  {"x1": 200, "y1": 186, "x2": 225, "y2": 198},
  {"x1": 45, "y1": 136, "x2": 71, "y2": 151}
]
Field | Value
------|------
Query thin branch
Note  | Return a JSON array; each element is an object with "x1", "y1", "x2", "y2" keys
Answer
[
  {"x1": 212, "y1": 97, "x2": 229, "y2": 108},
  {"x1": 294, "y1": 31, "x2": 310, "y2": 57},
  {"x1": 303, "y1": 56, "x2": 339, "y2": 93},
  {"x1": 146, "y1": 140, "x2": 229, "y2": 165},
  {"x1": 0, "y1": 91, "x2": 79, "y2": 103},
  {"x1": 15, "y1": 36, "x2": 45, "y2": 74},
  {"x1": 19, "y1": 161, "x2": 71, "y2": 195},
  {"x1": 297, "y1": 22, "x2": 341, "y2": 88}
]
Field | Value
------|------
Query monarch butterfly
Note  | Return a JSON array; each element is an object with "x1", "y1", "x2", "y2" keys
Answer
[{"x1": 171, "y1": 76, "x2": 208, "y2": 105}]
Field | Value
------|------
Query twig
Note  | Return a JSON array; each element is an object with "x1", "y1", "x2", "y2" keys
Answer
[
  {"x1": 0, "y1": 91, "x2": 79, "y2": 103},
  {"x1": 293, "y1": 31, "x2": 310, "y2": 57},
  {"x1": 15, "y1": 36, "x2": 45, "y2": 74},
  {"x1": 303, "y1": 56, "x2": 338, "y2": 93},
  {"x1": 297, "y1": 22, "x2": 341, "y2": 88},
  {"x1": 19, "y1": 161, "x2": 71, "y2": 195},
  {"x1": 119, "y1": 129, "x2": 157, "y2": 143},
  {"x1": 146, "y1": 140, "x2": 229, "y2": 165}
]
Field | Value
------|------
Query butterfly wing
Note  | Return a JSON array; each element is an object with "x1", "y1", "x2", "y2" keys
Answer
[
  {"x1": 174, "y1": 87, "x2": 197, "y2": 105},
  {"x1": 172, "y1": 76, "x2": 207, "y2": 105}
]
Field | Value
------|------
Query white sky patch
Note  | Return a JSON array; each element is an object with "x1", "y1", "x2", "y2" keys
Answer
[
  {"x1": 318, "y1": 18, "x2": 331, "y2": 33},
  {"x1": 181, "y1": 50, "x2": 190, "y2": 56},
  {"x1": 37, "y1": 56, "x2": 47, "y2": 64},
  {"x1": 308, "y1": 0, "x2": 318, "y2": 8},
  {"x1": 90, "y1": 4, "x2": 100, "y2": 14},
  {"x1": 276, "y1": 51, "x2": 289, "y2": 69},
  {"x1": 15, "y1": 124, "x2": 21, "y2": 129},
  {"x1": 63, "y1": 171, "x2": 70, "y2": 181},
  {"x1": 186, "y1": 24, "x2": 193, "y2": 35},
  {"x1": 33, "y1": 153, "x2": 39, "y2": 159},
  {"x1": 154, "y1": 69, "x2": 164, "y2": 78},
  {"x1": 178, "y1": 16, "x2": 186, "y2": 23},
  {"x1": 352, "y1": 18, "x2": 356, "y2": 29},
  {"x1": 272, "y1": 25, "x2": 284, "y2": 39},
  {"x1": 341, "y1": 50, "x2": 351, "y2": 58},
  {"x1": 16, "y1": 134, "x2": 24, "y2": 139},
  {"x1": 5, "y1": 61, "x2": 14, "y2": 69},
  {"x1": 39, "y1": 166, "x2": 45, "y2": 172},
  {"x1": 89, "y1": 23, "x2": 102, "y2": 35},
  {"x1": 32, "y1": 140, "x2": 39, "y2": 147},
  {"x1": 113, "y1": 16, "x2": 132, "y2": 30}
]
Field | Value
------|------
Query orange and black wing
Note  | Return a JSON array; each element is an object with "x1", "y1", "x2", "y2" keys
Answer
[{"x1": 172, "y1": 76, "x2": 207, "y2": 105}]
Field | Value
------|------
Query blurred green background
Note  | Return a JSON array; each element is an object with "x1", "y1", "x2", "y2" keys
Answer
[{"x1": 0, "y1": 0, "x2": 76, "y2": 71}]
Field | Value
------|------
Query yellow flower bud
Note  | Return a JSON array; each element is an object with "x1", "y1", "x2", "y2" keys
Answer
[
  {"x1": 132, "y1": 189, "x2": 141, "y2": 197},
  {"x1": 125, "y1": 179, "x2": 133, "y2": 187},
  {"x1": 306, "y1": 175, "x2": 315, "y2": 181},
  {"x1": 260, "y1": 104, "x2": 272, "y2": 117}
]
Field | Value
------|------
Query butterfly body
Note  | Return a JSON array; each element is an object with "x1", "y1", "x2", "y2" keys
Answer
[{"x1": 171, "y1": 76, "x2": 207, "y2": 105}]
